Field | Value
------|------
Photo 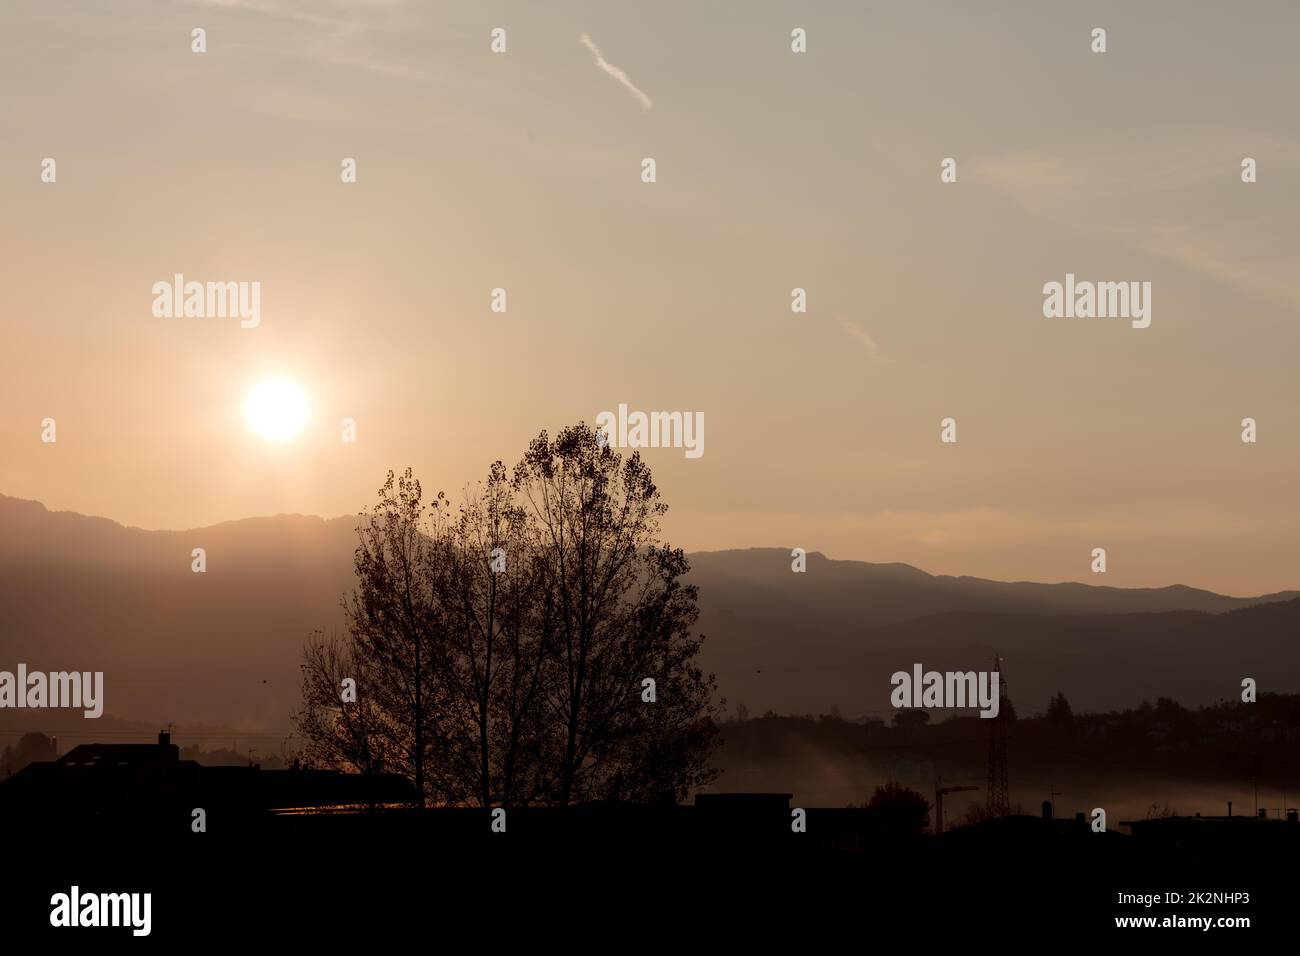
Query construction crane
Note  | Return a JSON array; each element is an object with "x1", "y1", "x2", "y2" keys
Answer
[{"x1": 935, "y1": 776, "x2": 979, "y2": 834}]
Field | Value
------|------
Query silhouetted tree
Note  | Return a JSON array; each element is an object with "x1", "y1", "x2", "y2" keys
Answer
[
  {"x1": 1155, "y1": 696, "x2": 1182, "y2": 718},
  {"x1": 867, "y1": 781, "x2": 931, "y2": 835},
  {"x1": 1047, "y1": 692, "x2": 1074, "y2": 724},
  {"x1": 297, "y1": 628, "x2": 398, "y2": 782},
  {"x1": 297, "y1": 465, "x2": 544, "y2": 807},
  {"x1": 514, "y1": 425, "x2": 722, "y2": 803},
  {"x1": 18, "y1": 732, "x2": 56, "y2": 764},
  {"x1": 428, "y1": 460, "x2": 549, "y2": 806},
  {"x1": 891, "y1": 710, "x2": 930, "y2": 729},
  {"x1": 2, "y1": 733, "x2": 56, "y2": 773},
  {"x1": 296, "y1": 425, "x2": 722, "y2": 807},
  {"x1": 302, "y1": 470, "x2": 443, "y2": 805},
  {"x1": 960, "y1": 801, "x2": 1027, "y2": 827}
]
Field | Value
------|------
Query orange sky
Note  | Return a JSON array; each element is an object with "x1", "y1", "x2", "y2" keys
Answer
[{"x1": 2, "y1": 0, "x2": 1298, "y2": 595}]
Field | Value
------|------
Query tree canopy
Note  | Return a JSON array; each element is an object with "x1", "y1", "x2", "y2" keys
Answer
[{"x1": 296, "y1": 424, "x2": 722, "y2": 807}]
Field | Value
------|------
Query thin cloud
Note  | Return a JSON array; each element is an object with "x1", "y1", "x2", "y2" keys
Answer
[
  {"x1": 969, "y1": 134, "x2": 1300, "y2": 310},
  {"x1": 837, "y1": 319, "x2": 887, "y2": 362},
  {"x1": 579, "y1": 33, "x2": 652, "y2": 111}
]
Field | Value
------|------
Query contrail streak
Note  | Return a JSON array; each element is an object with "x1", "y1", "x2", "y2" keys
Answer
[{"x1": 579, "y1": 33, "x2": 653, "y2": 111}]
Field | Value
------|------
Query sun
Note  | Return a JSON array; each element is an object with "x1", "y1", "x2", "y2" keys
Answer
[{"x1": 245, "y1": 379, "x2": 309, "y2": 441}]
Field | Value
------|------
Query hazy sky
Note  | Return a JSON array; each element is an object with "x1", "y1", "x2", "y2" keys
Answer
[{"x1": 2, "y1": 0, "x2": 1298, "y2": 594}]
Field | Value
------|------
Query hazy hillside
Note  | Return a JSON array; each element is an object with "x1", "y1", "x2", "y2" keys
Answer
[
  {"x1": 0, "y1": 495, "x2": 358, "y2": 728},
  {"x1": 700, "y1": 598, "x2": 1300, "y2": 718},
  {"x1": 2, "y1": 497, "x2": 1296, "y2": 728},
  {"x1": 688, "y1": 548, "x2": 1300, "y2": 715}
]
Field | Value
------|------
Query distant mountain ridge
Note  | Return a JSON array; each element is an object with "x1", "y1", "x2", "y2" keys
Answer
[
  {"x1": 2, "y1": 496, "x2": 1297, "y2": 727},
  {"x1": 686, "y1": 548, "x2": 1299, "y2": 629}
]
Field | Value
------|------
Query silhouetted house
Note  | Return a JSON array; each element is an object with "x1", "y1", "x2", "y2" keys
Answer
[
  {"x1": 1121, "y1": 812, "x2": 1300, "y2": 858},
  {"x1": 0, "y1": 730, "x2": 414, "y2": 827},
  {"x1": 694, "y1": 792, "x2": 792, "y2": 814},
  {"x1": 693, "y1": 792, "x2": 793, "y2": 845},
  {"x1": 692, "y1": 793, "x2": 933, "y2": 852},
  {"x1": 937, "y1": 810, "x2": 1131, "y2": 875}
]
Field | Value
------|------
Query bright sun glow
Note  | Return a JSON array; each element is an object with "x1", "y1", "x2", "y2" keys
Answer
[{"x1": 245, "y1": 380, "x2": 309, "y2": 441}]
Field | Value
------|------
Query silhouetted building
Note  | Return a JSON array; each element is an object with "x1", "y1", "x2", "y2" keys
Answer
[
  {"x1": 0, "y1": 730, "x2": 414, "y2": 826},
  {"x1": 1120, "y1": 812, "x2": 1300, "y2": 857}
]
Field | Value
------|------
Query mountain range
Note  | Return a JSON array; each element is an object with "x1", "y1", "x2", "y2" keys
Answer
[{"x1": 2, "y1": 494, "x2": 1297, "y2": 730}]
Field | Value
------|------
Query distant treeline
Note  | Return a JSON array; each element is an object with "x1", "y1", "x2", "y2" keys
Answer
[{"x1": 712, "y1": 693, "x2": 1300, "y2": 813}]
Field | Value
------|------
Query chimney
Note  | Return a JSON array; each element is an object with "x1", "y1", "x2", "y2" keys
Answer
[
  {"x1": 1227, "y1": 800, "x2": 1233, "y2": 818},
  {"x1": 158, "y1": 730, "x2": 171, "y2": 747},
  {"x1": 1041, "y1": 800, "x2": 1053, "y2": 820}
]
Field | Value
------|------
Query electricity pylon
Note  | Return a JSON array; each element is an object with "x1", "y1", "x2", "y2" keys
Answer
[{"x1": 986, "y1": 653, "x2": 1010, "y2": 816}]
